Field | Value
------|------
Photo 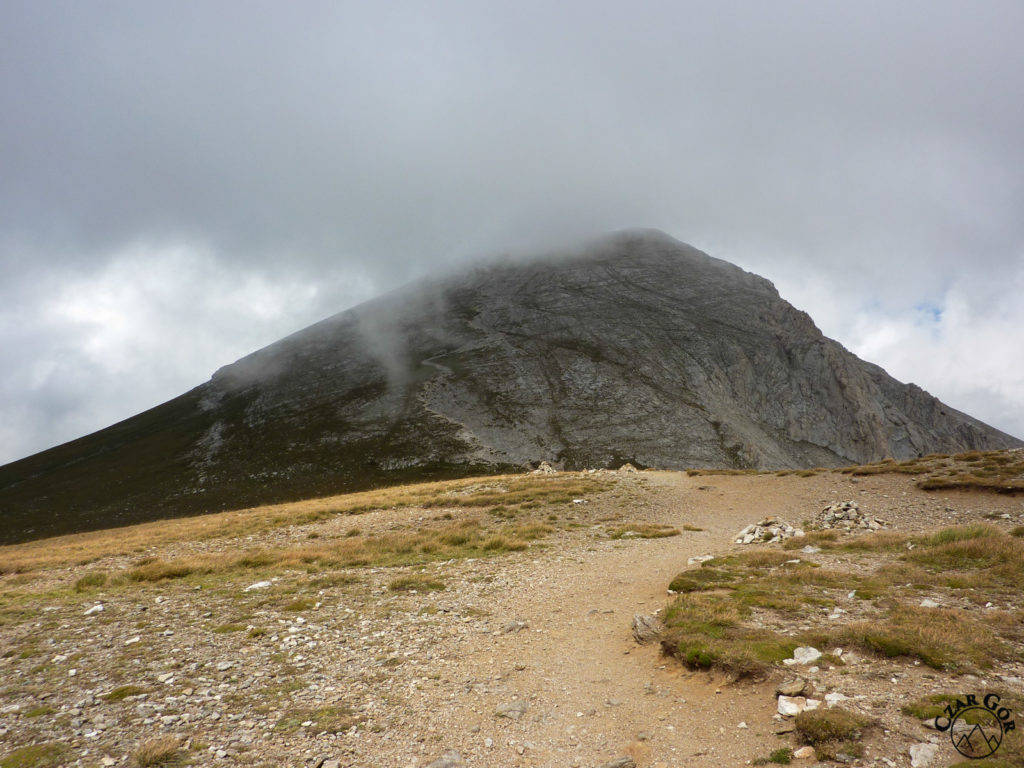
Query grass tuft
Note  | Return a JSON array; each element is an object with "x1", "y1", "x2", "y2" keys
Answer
[
  {"x1": 73, "y1": 571, "x2": 107, "y2": 591},
  {"x1": 794, "y1": 707, "x2": 872, "y2": 759},
  {"x1": 132, "y1": 736, "x2": 182, "y2": 767}
]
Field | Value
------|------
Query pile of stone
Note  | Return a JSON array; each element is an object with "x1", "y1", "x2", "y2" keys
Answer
[
  {"x1": 530, "y1": 461, "x2": 557, "y2": 475},
  {"x1": 818, "y1": 500, "x2": 887, "y2": 531},
  {"x1": 734, "y1": 517, "x2": 805, "y2": 545}
]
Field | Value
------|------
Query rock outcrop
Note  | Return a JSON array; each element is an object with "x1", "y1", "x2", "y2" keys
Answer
[{"x1": 1, "y1": 229, "x2": 1020, "y2": 543}]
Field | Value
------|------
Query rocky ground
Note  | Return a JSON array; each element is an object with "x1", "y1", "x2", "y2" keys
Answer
[{"x1": 2, "y1": 469, "x2": 1023, "y2": 768}]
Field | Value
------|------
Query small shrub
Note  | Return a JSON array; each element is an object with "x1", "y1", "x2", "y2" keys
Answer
[
  {"x1": 794, "y1": 707, "x2": 871, "y2": 745},
  {"x1": 282, "y1": 598, "x2": 315, "y2": 612},
  {"x1": 761, "y1": 747, "x2": 793, "y2": 764}
]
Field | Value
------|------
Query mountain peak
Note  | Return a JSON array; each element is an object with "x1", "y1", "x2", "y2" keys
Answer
[{"x1": 1, "y1": 233, "x2": 1020, "y2": 543}]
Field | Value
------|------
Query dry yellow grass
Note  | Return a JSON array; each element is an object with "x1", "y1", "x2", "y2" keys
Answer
[
  {"x1": 839, "y1": 449, "x2": 1024, "y2": 494},
  {"x1": 664, "y1": 524, "x2": 1024, "y2": 674},
  {"x1": 132, "y1": 735, "x2": 181, "y2": 767},
  {"x1": 0, "y1": 473, "x2": 606, "y2": 574}
]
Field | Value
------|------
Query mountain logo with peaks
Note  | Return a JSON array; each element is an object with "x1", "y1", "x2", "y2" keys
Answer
[{"x1": 936, "y1": 692, "x2": 1016, "y2": 759}]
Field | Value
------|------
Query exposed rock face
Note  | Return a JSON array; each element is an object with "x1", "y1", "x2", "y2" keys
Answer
[{"x1": 0, "y1": 229, "x2": 1020, "y2": 542}]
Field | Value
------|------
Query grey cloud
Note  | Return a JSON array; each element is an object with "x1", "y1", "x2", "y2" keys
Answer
[{"x1": 1, "y1": 0, "x2": 1022, "y2": 461}]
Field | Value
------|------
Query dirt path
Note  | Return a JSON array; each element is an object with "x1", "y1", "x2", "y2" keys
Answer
[{"x1": 416, "y1": 471, "x2": 773, "y2": 768}]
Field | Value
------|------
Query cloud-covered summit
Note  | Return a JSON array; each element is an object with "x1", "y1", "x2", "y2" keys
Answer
[{"x1": 1, "y1": 1, "x2": 1022, "y2": 463}]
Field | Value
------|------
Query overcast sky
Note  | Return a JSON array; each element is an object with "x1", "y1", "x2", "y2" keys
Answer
[{"x1": 2, "y1": 0, "x2": 1022, "y2": 464}]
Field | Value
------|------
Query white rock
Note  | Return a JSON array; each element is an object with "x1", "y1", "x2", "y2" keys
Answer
[
  {"x1": 793, "y1": 746, "x2": 816, "y2": 760},
  {"x1": 804, "y1": 698, "x2": 821, "y2": 710},
  {"x1": 737, "y1": 722, "x2": 748, "y2": 729},
  {"x1": 824, "y1": 692, "x2": 848, "y2": 707},
  {"x1": 687, "y1": 555, "x2": 714, "y2": 565},
  {"x1": 84, "y1": 604, "x2": 104, "y2": 615},
  {"x1": 778, "y1": 696, "x2": 807, "y2": 717},
  {"x1": 244, "y1": 580, "x2": 273, "y2": 592},
  {"x1": 124, "y1": 636, "x2": 141, "y2": 645},
  {"x1": 920, "y1": 598, "x2": 941, "y2": 608},
  {"x1": 909, "y1": 742, "x2": 938, "y2": 767},
  {"x1": 790, "y1": 646, "x2": 822, "y2": 665}
]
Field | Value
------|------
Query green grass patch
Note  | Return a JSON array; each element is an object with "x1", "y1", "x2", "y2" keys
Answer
[
  {"x1": 211, "y1": 623, "x2": 246, "y2": 633},
  {"x1": 832, "y1": 603, "x2": 1004, "y2": 670},
  {"x1": 388, "y1": 575, "x2": 446, "y2": 592},
  {"x1": 73, "y1": 571, "x2": 107, "y2": 591},
  {"x1": 127, "y1": 558, "x2": 211, "y2": 582},
  {"x1": 102, "y1": 684, "x2": 149, "y2": 701},
  {"x1": 901, "y1": 693, "x2": 966, "y2": 720},
  {"x1": 794, "y1": 707, "x2": 872, "y2": 760},
  {"x1": 274, "y1": 705, "x2": 359, "y2": 734},
  {"x1": 282, "y1": 598, "x2": 315, "y2": 612},
  {"x1": 752, "y1": 747, "x2": 793, "y2": 765},
  {"x1": 23, "y1": 706, "x2": 56, "y2": 718},
  {"x1": 660, "y1": 593, "x2": 798, "y2": 678},
  {"x1": 0, "y1": 743, "x2": 72, "y2": 768},
  {"x1": 663, "y1": 523, "x2": 1024, "y2": 676}
]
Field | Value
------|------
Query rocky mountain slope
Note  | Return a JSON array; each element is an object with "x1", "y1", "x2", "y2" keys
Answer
[{"x1": 0, "y1": 229, "x2": 1019, "y2": 543}]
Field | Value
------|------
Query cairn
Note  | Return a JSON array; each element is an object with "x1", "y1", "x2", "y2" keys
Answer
[
  {"x1": 734, "y1": 517, "x2": 805, "y2": 545},
  {"x1": 817, "y1": 501, "x2": 886, "y2": 531}
]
